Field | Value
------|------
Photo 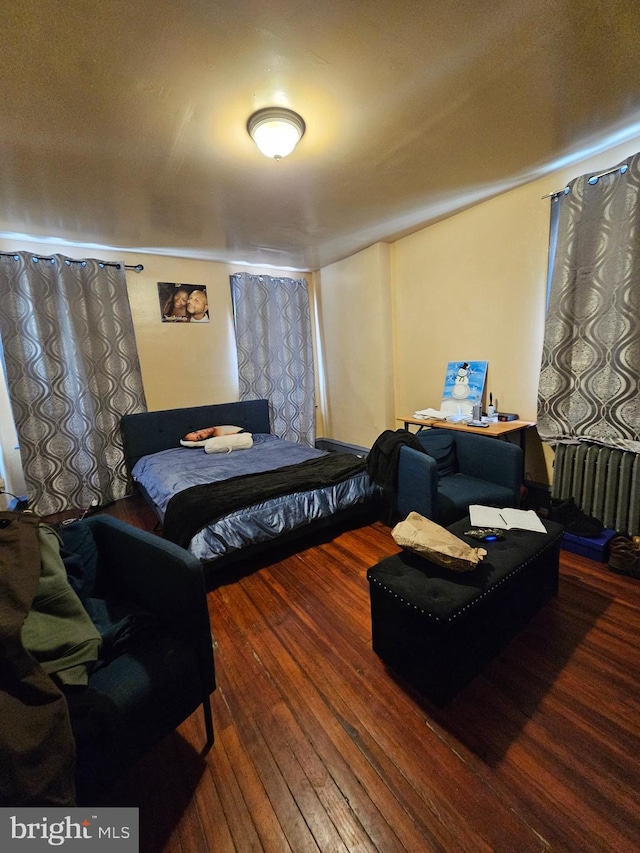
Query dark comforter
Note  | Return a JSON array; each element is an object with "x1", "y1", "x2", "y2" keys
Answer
[{"x1": 163, "y1": 452, "x2": 368, "y2": 548}]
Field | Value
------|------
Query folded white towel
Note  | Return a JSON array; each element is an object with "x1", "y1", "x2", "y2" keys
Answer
[{"x1": 204, "y1": 432, "x2": 253, "y2": 454}]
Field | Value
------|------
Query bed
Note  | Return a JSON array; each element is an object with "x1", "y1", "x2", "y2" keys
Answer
[{"x1": 121, "y1": 399, "x2": 381, "y2": 574}]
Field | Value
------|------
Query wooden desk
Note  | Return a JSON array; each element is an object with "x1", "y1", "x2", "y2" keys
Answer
[{"x1": 398, "y1": 416, "x2": 536, "y2": 448}]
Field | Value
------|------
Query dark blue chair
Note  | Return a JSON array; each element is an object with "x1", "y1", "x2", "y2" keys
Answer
[
  {"x1": 58, "y1": 515, "x2": 216, "y2": 803},
  {"x1": 396, "y1": 428, "x2": 523, "y2": 526}
]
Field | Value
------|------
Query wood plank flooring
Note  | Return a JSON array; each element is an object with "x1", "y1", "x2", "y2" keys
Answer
[{"x1": 91, "y1": 496, "x2": 640, "y2": 852}]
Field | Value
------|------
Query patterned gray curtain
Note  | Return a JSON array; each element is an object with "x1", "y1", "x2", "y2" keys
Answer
[
  {"x1": 230, "y1": 272, "x2": 315, "y2": 446},
  {"x1": 537, "y1": 152, "x2": 640, "y2": 453},
  {"x1": 0, "y1": 252, "x2": 147, "y2": 515}
]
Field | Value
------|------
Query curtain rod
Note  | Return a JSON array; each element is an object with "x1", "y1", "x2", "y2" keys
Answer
[
  {"x1": 0, "y1": 251, "x2": 144, "y2": 272},
  {"x1": 541, "y1": 163, "x2": 629, "y2": 200}
]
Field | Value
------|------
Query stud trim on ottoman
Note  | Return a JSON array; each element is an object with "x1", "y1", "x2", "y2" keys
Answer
[{"x1": 366, "y1": 517, "x2": 563, "y2": 705}]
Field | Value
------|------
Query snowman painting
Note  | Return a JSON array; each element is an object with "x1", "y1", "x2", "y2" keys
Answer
[
  {"x1": 451, "y1": 362, "x2": 471, "y2": 400},
  {"x1": 440, "y1": 360, "x2": 488, "y2": 418}
]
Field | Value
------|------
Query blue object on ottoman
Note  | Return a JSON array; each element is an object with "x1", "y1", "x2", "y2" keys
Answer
[{"x1": 366, "y1": 517, "x2": 563, "y2": 704}]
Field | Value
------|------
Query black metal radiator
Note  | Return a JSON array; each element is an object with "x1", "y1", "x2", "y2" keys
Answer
[{"x1": 552, "y1": 443, "x2": 640, "y2": 536}]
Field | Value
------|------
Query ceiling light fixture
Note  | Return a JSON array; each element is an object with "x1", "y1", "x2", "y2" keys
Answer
[{"x1": 247, "y1": 107, "x2": 306, "y2": 160}]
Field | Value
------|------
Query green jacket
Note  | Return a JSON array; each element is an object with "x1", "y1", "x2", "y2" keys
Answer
[{"x1": 22, "y1": 525, "x2": 102, "y2": 686}]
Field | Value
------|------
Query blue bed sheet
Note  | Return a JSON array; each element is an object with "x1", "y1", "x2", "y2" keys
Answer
[{"x1": 131, "y1": 433, "x2": 377, "y2": 562}]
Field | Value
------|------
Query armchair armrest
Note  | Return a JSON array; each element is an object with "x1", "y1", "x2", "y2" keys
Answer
[
  {"x1": 84, "y1": 515, "x2": 215, "y2": 693},
  {"x1": 397, "y1": 446, "x2": 439, "y2": 519}
]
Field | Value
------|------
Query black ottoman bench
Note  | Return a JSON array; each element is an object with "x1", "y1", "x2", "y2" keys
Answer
[{"x1": 367, "y1": 516, "x2": 564, "y2": 705}]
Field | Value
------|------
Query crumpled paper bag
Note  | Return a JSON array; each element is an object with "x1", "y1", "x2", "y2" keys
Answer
[{"x1": 392, "y1": 512, "x2": 487, "y2": 572}]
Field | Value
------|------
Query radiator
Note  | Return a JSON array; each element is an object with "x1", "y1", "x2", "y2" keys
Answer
[{"x1": 552, "y1": 444, "x2": 640, "y2": 536}]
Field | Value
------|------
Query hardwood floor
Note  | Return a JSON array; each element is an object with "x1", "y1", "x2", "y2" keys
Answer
[{"x1": 95, "y1": 496, "x2": 640, "y2": 852}]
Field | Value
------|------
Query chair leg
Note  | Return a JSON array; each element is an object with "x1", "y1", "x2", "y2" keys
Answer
[{"x1": 201, "y1": 697, "x2": 214, "y2": 756}]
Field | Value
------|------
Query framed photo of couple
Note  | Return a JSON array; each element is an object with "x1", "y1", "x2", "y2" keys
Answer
[{"x1": 158, "y1": 282, "x2": 209, "y2": 323}]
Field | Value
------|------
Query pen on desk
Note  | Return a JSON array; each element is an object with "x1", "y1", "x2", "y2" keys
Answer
[{"x1": 499, "y1": 512, "x2": 507, "y2": 526}]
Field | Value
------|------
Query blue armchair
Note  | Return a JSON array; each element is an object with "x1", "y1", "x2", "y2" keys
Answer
[
  {"x1": 58, "y1": 515, "x2": 216, "y2": 804},
  {"x1": 396, "y1": 428, "x2": 523, "y2": 526}
]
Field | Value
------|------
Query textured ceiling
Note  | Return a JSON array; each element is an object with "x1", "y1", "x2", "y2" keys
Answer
[{"x1": 2, "y1": 0, "x2": 640, "y2": 270}]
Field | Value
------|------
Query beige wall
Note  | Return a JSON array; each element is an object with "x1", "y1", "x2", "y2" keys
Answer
[
  {"x1": 0, "y1": 237, "x2": 307, "y2": 413},
  {"x1": 391, "y1": 179, "x2": 551, "y2": 481},
  {"x1": 3, "y1": 132, "x2": 640, "y2": 490},
  {"x1": 314, "y1": 243, "x2": 394, "y2": 448},
  {"x1": 316, "y1": 134, "x2": 640, "y2": 484},
  {"x1": 392, "y1": 181, "x2": 549, "y2": 422},
  {"x1": 0, "y1": 238, "x2": 309, "y2": 492}
]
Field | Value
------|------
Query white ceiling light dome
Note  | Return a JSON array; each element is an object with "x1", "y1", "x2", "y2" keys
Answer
[{"x1": 247, "y1": 107, "x2": 306, "y2": 160}]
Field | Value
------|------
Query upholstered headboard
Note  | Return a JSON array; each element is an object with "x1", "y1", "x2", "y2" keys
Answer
[{"x1": 121, "y1": 399, "x2": 271, "y2": 472}]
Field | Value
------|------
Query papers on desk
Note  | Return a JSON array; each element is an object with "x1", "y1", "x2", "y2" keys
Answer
[
  {"x1": 413, "y1": 407, "x2": 447, "y2": 419},
  {"x1": 412, "y1": 407, "x2": 476, "y2": 423},
  {"x1": 469, "y1": 505, "x2": 547, "y2": 533}
]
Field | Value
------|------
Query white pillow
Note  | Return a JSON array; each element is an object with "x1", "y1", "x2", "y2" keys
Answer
[
  {"x1": 204, "y1": 433, "x2": 253, "y2": 454},
  {"x1": 180, "y1": 425, "x2": 243, "y2": 447}
]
